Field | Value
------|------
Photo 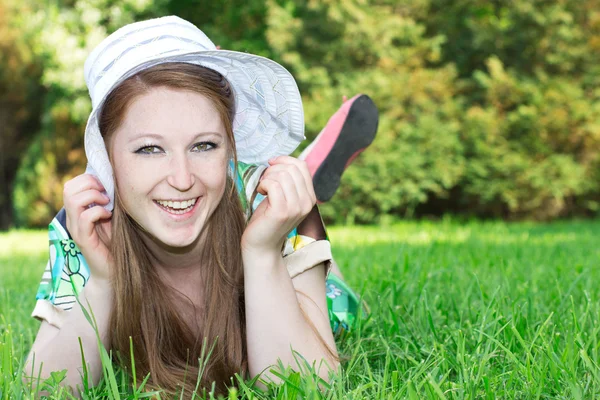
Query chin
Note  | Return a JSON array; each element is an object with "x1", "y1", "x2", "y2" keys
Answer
[
  {"x1": 165, "y1": 233, "x2": 201, "y2": 249},
  {"x1": 147, "y1": 225, "x2": 203, "y2": 250}
]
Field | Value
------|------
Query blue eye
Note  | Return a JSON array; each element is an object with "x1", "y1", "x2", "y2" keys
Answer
[
  {"x1": 135, "y1": 145, "x2": 163, "y2": 154},
  {"x1": 192, "y1": 142, "x2": 216, "y2": 152}
]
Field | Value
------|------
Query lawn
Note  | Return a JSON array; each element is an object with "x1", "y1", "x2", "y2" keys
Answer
[{"x1": 1, "y1": 220, "x2": 600, "y2": 398}]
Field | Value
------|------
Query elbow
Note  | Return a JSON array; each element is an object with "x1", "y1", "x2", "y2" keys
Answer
[
  {"x1": 315, "y1": 354, "x2": 340, "y2": 382},
  {"x1": 22, "y1": 350, "x2": 38, "y2": 384},
  {"x1": 330, "y1": 358, "x2": 341, "y2": 374},
  {"x1": 22, "y1": 348, "x2": 84, "y2": 397},
  {"x1": 22, "y1": 351, "x2": 46, "y2": 396}
]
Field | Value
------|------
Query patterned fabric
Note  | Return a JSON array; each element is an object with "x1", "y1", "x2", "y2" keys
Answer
[
  {"x1": 35, "y1": 209, "x2": 90, "y2": 311},
  {"x1": 326, "y1": 273, "x2": 363, "y2": 335},
  {"x1": 34, "y1": 161, "x2": 360, "y2": 334}
]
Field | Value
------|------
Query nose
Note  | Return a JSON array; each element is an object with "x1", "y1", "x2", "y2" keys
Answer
[{"x1": 166, "y1": 153, "x2": 195, "y2": 191}]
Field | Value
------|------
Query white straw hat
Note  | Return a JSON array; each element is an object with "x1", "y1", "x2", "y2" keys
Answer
[{"x1": 83, "y1": 16, "x2": 305, "y2": 211}]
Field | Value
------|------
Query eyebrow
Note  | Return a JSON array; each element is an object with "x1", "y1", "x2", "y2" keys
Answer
[{"x1": 127, "y1": 131, "x2": 225, "y2": 143}]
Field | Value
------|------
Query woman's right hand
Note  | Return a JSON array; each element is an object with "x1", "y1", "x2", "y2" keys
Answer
[{"x1": 63, "y1": 174, "x2": 113, "y2": 283}]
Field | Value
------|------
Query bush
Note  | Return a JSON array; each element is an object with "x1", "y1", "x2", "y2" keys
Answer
[{"x1": 9, "y1": 0, "x2": 600, "y2": 226}]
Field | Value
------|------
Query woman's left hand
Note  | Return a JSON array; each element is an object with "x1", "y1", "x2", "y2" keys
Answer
[{"x1": 241, "y1": 156, "x2": 316, "y2": 256}]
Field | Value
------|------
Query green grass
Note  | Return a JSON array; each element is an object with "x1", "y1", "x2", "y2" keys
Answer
[{"x1": 2, "y1": 220, "x2": 600, "y2": 398}]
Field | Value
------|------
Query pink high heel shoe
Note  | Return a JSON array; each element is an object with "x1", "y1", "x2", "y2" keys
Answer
[{"x1": 301, "y1": 94, "x2": 379, "y2": 203}]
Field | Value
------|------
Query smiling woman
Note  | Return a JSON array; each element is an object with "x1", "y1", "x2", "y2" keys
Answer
[
  {"x1": 107, "y1": 77, "x2": 231, "y2": 249},
  {"x1": 23, "y1": 16, "x2": 360, "y2": 397},
  {"x1": 94, "y1": 64, "x2": 254, "y2": 393}
]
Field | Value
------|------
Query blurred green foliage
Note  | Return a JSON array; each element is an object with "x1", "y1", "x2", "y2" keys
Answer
[
  {"x1": 2, "y1": 0, "x2": 600, "y2": 227},
  {"x1": 0, "y1": 0, "x2": 45, "y2": 228}
]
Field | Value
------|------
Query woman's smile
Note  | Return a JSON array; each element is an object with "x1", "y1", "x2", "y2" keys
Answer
[{"x1": 154, "y1": 196, "x2": 201, "y2": 218}]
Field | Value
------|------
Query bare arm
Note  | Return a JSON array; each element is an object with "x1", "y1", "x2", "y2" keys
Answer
[
  {"x1": 241, "y1": 156, "x2": 339, "y2": 381},
  {"x1": 25, "y1": 174, "x2": 113, "y2": 392},
  {"x1": 24, "y1": 280, "x2": 113, "y2": 392},
  {"x1": 244, "y1": 251, "x2": 338, "y2": 381}
]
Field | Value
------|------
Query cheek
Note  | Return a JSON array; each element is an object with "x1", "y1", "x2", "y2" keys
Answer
[
  {"x1": 114, "y1": 173, "x2": 140, "y2": 209},
  {"x1": 196, "y1": 152, "x2": 229, "y2": 190},
  {"x1": 205, "y1": 164, "x2": 228, "y2": 196},
  {"x1": 112, "y1": 157, "x2": 152, "y2": 204}
]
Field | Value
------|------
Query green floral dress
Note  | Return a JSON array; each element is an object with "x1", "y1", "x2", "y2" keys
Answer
[{"x1": 34, "y1": 162, "x2": 362, "y2": 336}]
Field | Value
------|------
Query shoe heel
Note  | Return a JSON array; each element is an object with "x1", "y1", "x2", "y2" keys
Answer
[{"x1": 313, "y1": 94, "x2": 379, "y2": 202}]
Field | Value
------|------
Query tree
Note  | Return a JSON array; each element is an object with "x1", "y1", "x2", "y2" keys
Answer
[{"x1": 0, "y1": 0, "x2": 45, "y2": 229}]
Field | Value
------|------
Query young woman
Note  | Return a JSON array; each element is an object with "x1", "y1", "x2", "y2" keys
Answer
[{"x1": 25, "y1": 16, "x2": 377, "y2": 396}]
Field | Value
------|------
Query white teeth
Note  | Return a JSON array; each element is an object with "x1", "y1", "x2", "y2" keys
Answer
[{"x1": 156, "y1": 198, "x2": 197, "y2": 212}]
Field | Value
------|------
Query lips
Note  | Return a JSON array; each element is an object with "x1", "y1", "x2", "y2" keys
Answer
[{"x1": 154, "y1": 197, "x2": 198, "y2": 215}]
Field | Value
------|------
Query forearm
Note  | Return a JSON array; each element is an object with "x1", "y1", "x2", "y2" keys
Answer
[
  {"x1": 25, "y1": 280, "x2": 113, "y2": 391},
  {"x1": 243, "y1": 250, "x2": 338, "y2": 380}
]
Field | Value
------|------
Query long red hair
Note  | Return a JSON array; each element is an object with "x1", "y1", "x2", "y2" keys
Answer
[{"x1": 98, "y1": 63, "x2": 246, "y2": 396}]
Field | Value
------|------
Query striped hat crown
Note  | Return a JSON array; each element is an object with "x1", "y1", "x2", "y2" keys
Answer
[{"x1": 83, "y1": 16, "x2": 305, "y2": 211}]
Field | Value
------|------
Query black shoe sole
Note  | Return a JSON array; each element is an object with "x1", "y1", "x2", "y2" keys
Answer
[{"x1": 313, "y1": 94, "x2": 379, "y2": 203}]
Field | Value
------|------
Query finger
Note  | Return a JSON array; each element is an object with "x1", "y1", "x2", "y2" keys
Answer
[
  {"x1": 79, "y1": 206, "x2": 113, "y2": 240},
  {"x1": 68, "y1": 190, "x2": 110, "y2": 212},
  {"x1": 65, "y1": 190, "x2": 109, "y2": 236},
  {"x1": 268, "y1": 156, "x2": 314, "y2": 200},
  {"x1": 268, "y1": 155, "x2": 311, "y2": 180},
  {"x1": 263, "y1": 170, "x2": 302, "y2": 209},
  {"x1": 262, "y1": 162, "x2": 314, "y2": 200},
  {"x1": 261, "y1": 164, "x2": 307, "y2": 197},
  {"x1": 255, "y1": 178, "x2": 288, "y2": 220},
  {"x1": 264, "y1": 166, "x2": 316, "y2": 212},
  {"x1": 64, "y1": 174, "x2": 105, "y2": 198}
]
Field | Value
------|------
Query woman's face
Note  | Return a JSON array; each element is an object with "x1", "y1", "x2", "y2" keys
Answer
[{"x1": 110, "y1": 87, "x2": 229, "y2": 249}]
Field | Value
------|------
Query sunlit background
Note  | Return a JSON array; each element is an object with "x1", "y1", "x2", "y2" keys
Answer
[
  {"x1": 1, "y1": 0, "x2": 599, "y2": 234},
  {"x1": 3, "y1": 2, "x2": 600, "y2": 398}
]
